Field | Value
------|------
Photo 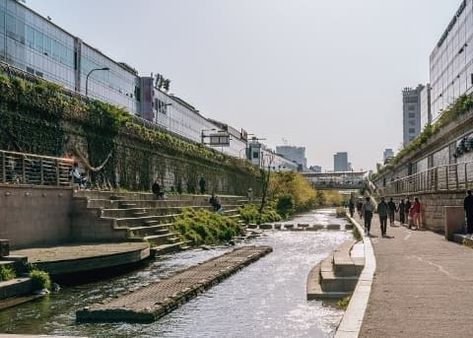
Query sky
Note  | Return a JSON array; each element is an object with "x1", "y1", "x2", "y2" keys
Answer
[{"x1": 28, "y1": 0, "x2": 460, "y2": 171}]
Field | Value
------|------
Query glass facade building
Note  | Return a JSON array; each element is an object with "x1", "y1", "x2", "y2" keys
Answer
[
  {"x1": 0, "y1": 0, "x2": 140, "y2": 114},
  {"x1": 430, "y1": 0, "x2": 473, "y2": 121}
]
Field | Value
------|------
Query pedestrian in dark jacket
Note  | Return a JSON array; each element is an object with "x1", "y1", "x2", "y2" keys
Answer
[
  {"x1": 362, "y1": 197, "x2": 374, "y2": 235},
  {"x1": 348, "y1": 200, "x2": 355, "y2": 218},
  {"x1": 464, "y1": 190, "x2": 473, "y2": 233},
  {"x1": 387, "y1": 198, "x2": 397, "y2": 226},
  {"x1": 405, "y1": 198, "x2": 411, "y2": 226},
  {"x1": 399, "y1": 199, "x2": 406, "y2": 224},
  {"x1": 377, "y1": 197, "x2": 389, "y2": 237}
]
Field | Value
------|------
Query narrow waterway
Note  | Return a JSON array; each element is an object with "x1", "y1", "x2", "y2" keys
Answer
[{"x1": 0, "y1": 209, "x2": 352, "y2": 338}]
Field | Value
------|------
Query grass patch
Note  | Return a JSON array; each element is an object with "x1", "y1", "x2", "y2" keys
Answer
[
  {"x1": 238, "y1": 203, "x2": 282, "y2": 224},
  {"x1": 29, "y1": 270, "x2": 51, "y2": 291},
  {"x1": 336, "y1": 295, "x2": 351, "y2": 310},
  {"x1": 0, "y1": 266, "x2": 16, "y2": 282},
  {"x1": 172, "y1": 208, "x2": 244, "y2": 246}
]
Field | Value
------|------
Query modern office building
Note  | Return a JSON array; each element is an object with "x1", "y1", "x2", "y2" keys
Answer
[
  {"x1": 430, "y1": 0, "x2": 472, "y2": 122},
  {"x1": 334, "y1": 152, "x2": 349, "y2": 172},
  {"x1": 383, "y1": 148, "x2": 394, "y2": 164},
  {"x1": 420, "y1": 84, "x2": 432, "y2": 129},
  {"x1": 275, "y1": 146, "x2": 307, "y2": 171},
  {"x1": 402, "y1": 85, "x2": 423, "y2": 145},
  {"x1": 0, "y1": 0, "x2": 140, "y2": 114}
]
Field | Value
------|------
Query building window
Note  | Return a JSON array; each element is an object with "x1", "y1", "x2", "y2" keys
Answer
[
  {"x1": 408, "y1": 105, "x2": 415, "y2": 111},
  {"x1": 408, "y1": 112, "x2": 415, "y2": 118},
  {"x1": 252, "y1": 151, "x2": 259, "y2": 159},
  {"x1": 409, "y1": 128, "x2": 415, "y2": 133},
  {"x1": 409, "y1": 120, "x2": 415, "y2": 126}
]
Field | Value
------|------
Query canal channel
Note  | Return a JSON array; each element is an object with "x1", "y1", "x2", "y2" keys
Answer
[{"x1": 0, "y1": 209, "x2": 352, "y2": 338}]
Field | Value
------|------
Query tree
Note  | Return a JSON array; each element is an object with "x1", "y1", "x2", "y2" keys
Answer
[{"x1": 259, "y1": 151, "x2": 275, "y2": 214}]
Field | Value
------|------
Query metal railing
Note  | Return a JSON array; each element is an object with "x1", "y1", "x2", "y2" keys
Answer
[
  {"x1": 378, "y1": 161, "x2": 473, "y2": 196},
  {"x1": 0, "y1": 150, "x2": 74, "y2": 186}
]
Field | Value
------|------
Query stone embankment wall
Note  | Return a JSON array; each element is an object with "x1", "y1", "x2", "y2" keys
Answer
[
  {"x1": 384, "y1": 191, "x2": 466, "y2": 234},
  {"x1": 0, "y1": 71, "x2": 260, "y2": 195},
  {"x1": 0, "y1": 185, "x2": 73, "y2": 249}
]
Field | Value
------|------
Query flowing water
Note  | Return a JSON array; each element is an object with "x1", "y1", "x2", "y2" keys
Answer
[{"x1": 0, "y1": 209, "x2": 352, "y2": 338}]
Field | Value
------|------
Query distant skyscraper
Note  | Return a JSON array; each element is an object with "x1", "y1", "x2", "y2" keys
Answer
[
  {"x1": 334, "y1": 152, "x2": 349, "y2": 172},
  {"x1": 402, "y1": 85, "x2": 423, "y2": 146},
  {"x1": 275, "y1": 146, "x2": 307, "y2": 171},
  {"x1": 383, "y1": 148, "x2": 394, "y2": 164}
]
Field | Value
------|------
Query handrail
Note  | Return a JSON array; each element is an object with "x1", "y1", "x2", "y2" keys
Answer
[
  {"x1": 0, "y1": 149, "x2": 74, "y2": 187},
  {"x1": 377, "y1": 161, "x2": 473, "y2": 196}
]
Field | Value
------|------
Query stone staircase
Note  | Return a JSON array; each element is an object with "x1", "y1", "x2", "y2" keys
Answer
[
  {"x1": 307, "y1": 240, "x2": 365, "y2": 300},
  {"x1": 71, "y1": 191, "x2": 247, "y2": 256}
]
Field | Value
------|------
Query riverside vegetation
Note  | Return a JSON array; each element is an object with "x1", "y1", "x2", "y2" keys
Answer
[{"x1": 172, "y1": 172, "x2": 345, "y2": 246}]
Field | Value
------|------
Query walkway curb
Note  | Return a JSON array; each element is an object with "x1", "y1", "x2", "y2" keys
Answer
[{"x1": 335, "y1": 215, "x2": 376, "y2": 338}]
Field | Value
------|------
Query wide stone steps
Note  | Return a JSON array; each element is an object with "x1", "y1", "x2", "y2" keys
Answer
[
  {"x1": 307, "y1": 240, "x2": 364, "y2": 300},
  {"x1": 121, "y1": 223, "x2": 172, "y2": 238},
  {"x1": 100, "y1": 204, "x2": 242, "y2": 218}
]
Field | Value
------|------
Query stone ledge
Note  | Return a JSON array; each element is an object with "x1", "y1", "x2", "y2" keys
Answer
[{"x1": 335, "y1": 216, "x2": 376, "y2": 338}]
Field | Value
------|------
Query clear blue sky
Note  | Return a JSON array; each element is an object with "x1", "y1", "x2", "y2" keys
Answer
[{"x1": 28, "y1": 0, "x2": 459, "y2": 171}]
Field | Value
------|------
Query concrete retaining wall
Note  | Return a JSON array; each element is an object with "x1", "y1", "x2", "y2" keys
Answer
[
  {"x1": 0, "y1": 185, "x2": 73, "y2": 249},
  {"x1": 385, "y1": 191, "x2": 467, "y2": 234}
]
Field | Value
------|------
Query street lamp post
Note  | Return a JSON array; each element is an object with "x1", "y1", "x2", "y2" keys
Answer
[{"x1": 85, "y1": 67, "x2": 110, "y2": 97}]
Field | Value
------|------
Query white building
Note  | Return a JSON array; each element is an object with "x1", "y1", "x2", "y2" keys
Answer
[
  {"x1": 420, "y1": 84, "x2": 432, "y2": 130},
  {"x1": 248, "y1": 140, "x2": 298, "y2": 172},
  {"x1": 275, "y1": 146, "x2": 307, "y2": 171}
]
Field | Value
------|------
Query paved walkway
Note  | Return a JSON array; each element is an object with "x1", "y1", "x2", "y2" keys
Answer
[
  {"x1": 12, "y1": 242, "x2": 148, "y2": 263},
  {"x1": 358, "y1": 215, "x2": 473, "y2": 338}
]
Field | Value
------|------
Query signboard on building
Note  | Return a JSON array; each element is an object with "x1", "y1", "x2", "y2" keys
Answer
[{"x1": 209, "y1": 133, "x2": 230, "y2": 146}]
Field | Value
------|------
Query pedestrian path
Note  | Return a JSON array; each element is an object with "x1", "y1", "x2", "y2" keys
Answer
[{"x1": 357, "y1": 215, "x2": 473, "y2": 338}]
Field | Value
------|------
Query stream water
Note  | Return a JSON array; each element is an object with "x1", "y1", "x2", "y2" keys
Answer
[{"x1": 0, "y1": 209, "x2": 352, "y2": 338}]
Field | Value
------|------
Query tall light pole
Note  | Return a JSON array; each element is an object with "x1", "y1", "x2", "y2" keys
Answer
[{"x1": 85, "y1": 67, "x2": 110, "y2": 97}]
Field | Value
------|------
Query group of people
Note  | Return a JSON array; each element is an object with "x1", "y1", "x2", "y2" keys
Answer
[{"x1": 348, "y1": 196, "x2": 422, "y2": 237}]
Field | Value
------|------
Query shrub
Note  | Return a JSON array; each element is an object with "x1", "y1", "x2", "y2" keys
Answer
[
  {"x1": 276, "y1": 194, "x2": 295, "y2": 218},
  {"x1": 0, "y1": 266, "x2": 16, "y2": 282},
  {"x1": 29, "y1": 270, "x2": 51, "y2": 291},
  {"x1": 171, "y1": 209, "x2": 244, "y2": 246},
  {"x1": 239, "y1": 203, "x2": 282, "y2": 224}
]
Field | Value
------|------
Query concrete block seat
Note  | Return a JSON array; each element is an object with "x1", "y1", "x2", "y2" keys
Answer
[{"x1": 306, "y1": 240, "x2": 365, "y2": 300}]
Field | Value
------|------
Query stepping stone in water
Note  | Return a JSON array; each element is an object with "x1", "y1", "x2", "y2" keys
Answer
[
  {"x1": 259, "y1": 224, "x2": 273, "y2": 230},
  {"x1": 284, "y1": 224, "x2": 294, "y2": 229},
  {"x1": 326, "y1": 224, "x2": 341, "y2": 230}
]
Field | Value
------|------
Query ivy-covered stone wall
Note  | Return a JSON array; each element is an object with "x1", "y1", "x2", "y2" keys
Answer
[{"x1": 0, "y1": 70, "x2": 260, "y2": 195}]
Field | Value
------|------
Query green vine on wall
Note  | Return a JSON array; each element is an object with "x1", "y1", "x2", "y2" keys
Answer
[{"x1": 0, "y1": 68, "x2": 261, "y2": 193}]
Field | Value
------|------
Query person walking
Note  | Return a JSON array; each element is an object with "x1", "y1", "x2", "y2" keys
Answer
[
  {"x1": 387, "y1": 197, "x2": 397, "y2": 226},
  {"x1": 356, "y1": 199, "x2": 363, "y2": 219},
  {"x1": 377, "y1": 197, "x2": 389, "y2": 237},
  {"x1": 199, "y1": 176, "x2": 206, "y2": 194},
  {"x1": 348, "y1": 199, "x2": 355, "y2": 218},
  {"x1": 410, "y1": 197, "x2": 421, "y2": 230},
  {"x1": 362, "y1": 197, "x2": 374, "y2": 235},
  {"x1": 405, "y1": 198, "x2": 411, "y2": 227},
  {"x1": 398, "y1": 199, "x2": 406, "y2": 225},
  {"x1": 464, "y1": 190, "x2": 473, "y2": 234}
]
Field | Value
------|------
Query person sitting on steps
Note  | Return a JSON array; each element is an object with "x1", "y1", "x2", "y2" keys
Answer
[
  {"x1": 152, "y1": 180, "x2": 164, "y2": 200},
  {"x1": 209, "y1": 193, "x2": 223, "y2": 212}
]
